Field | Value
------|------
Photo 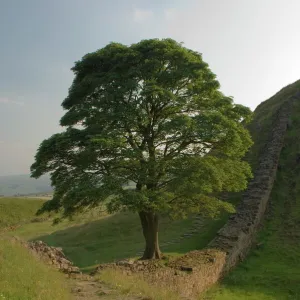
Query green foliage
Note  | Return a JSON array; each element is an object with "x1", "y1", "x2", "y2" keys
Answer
[
  {"x1": 31, "y1": 38, "x2": 252, "y2": 220},
  {"x1": 0, "y1": 238, "x2": 71, "y2": 300}
]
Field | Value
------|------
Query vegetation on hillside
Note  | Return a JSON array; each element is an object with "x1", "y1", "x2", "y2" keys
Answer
[
  {"x1": 10, "y1": 209, "x2": 228, "y2": 272},
  {"x1": 0, "y1": 237, "x2": 72, "y2": 300},
  {"x1": 0, "y1": 197, "x2": 46, "y2": 229},
  {"x1": 1, "y1": 197, "x2": 228, "y2": 299},
  {"x1": 203, "y1": 81, "x2": 300, "y2": 300},
  {"x1": 246, "y1": 79, "x2": 300, "y2": 169},
  {"x1": 0, "y1": 199, "x2": 71, "y2": 299},
  {"x1": 31, "y1": 38, "x2": 252, "y2": 259}
]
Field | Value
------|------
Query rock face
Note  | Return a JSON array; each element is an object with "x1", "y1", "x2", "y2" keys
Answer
[{"x1": 23, "y1": 240, "x2": 81, "y2": 275}]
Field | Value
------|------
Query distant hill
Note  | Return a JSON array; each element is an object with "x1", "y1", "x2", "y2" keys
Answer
[{"x1": 0, "y1": 174, "x2": 53, "y2": 196}]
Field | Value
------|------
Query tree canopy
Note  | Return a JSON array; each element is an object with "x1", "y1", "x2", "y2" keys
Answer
[{"x1": 31, "y1": 38, "x2": 253, "y2": 259}]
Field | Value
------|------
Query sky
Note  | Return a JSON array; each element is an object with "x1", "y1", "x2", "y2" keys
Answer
[{"x1": 1, "y1": 0, "x2": 300, "y2": 176}]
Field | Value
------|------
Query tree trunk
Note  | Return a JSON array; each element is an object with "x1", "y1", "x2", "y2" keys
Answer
[{"x1": 139, "y1": 211, "x2": 162, "y2": 260}]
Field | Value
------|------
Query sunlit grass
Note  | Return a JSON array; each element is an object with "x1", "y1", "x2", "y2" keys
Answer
[
  {"x1": 0, "y1": 197, "x2": 46, "y2": 229},
  {"x1": 0, "y1": 237, "x2": 71, "y2": 300}
]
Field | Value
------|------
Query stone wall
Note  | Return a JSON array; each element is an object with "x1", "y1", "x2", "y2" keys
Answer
[
  {"x1": 207, "y1": 92, "x2": 296, "y2": 271},
  {"x1": 11, "y1": 237, "x2": 81, "y2": 275},
  {"x1": 94, "y1": 93, "x2": 299, "y2": 299}
]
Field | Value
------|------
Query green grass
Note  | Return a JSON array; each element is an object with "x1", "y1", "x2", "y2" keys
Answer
[
  {"x1": 203, "y1": 94, "x2": 300, "y2": 300},
  {"x1": 246, "y1": 79, "x2": 300, "y2": 169},
  {"x1": 0, "y1": 197, "x2": 46, "y2": 229},
  {"x1": 10, "y1": 211, "x2": 228, "y2": 272},
  {"x1": 0, "y1": 196, "x2": 229, "y2": 298},
  {"x1": 0, "y1": 237, "x2": 71, "y2": 300},
  {"x1": 0, "y1": 198, "x2": 72, "y2": 299}
]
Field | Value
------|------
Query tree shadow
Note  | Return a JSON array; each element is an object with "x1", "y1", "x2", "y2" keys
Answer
[{"x1": 32, "y1": 211, "x2": 227, "y2": 272}]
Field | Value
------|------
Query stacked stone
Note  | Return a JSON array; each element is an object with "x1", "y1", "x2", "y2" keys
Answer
[
  {"x1": 208, "y1": 92, "x2": 298, "y2": 271},
  {"x1": 28, "y1": 240, "x2": 81, "y2": 274}
]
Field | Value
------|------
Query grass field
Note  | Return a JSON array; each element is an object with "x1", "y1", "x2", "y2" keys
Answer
[
  {"x1": 203, "y1": 96, "x2": 300, "y2": 300},
  {"x1": 0, "y1": 198, "x2": 72, "y2": 300},
  {"x1": 0, "y1": 197, "x2": 46, "y2": 229},
  {"x1": 9, "y1": 208, "x2": 228, "y2": 272},
  {"x1": 0, "y1": 196, "x2": 229, "y2": 299},
  {"x1": 0, "y1": 237, "x2": 72, "y2": 300}
]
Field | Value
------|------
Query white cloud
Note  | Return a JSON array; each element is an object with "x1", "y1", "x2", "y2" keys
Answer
[
  {"x1": 0, "y1": 97, "x2": 24, "y2": 106},
  {"x1": 133, "y1": 8, "x2": 153, "y2": 23}
]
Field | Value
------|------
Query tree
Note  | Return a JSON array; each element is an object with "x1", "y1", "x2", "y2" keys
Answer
[{"x1": 31, "y1": 38, "x2": 253, "y2": 260}]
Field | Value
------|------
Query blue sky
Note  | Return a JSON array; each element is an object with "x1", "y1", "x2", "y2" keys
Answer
[{"x1": 1, "y1": 0, "x2": 300, "y2": 175}]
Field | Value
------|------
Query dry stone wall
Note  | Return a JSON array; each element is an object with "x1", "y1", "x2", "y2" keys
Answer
[
  {"x1": 27, "y1": 240, "x2": 81, "y2": 274},
  {"x1": 11, "y1": 237, "x2": 81, "y2": 275},
  {"x1": 208, "y1": 92, "x2": 298, "y2": 271},
  {"x1": 94, "y1": 92, "x2": 299, "y2": 299}
]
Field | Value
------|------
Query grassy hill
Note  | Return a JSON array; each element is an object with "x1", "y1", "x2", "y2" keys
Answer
[
  {"x1": 0, "y1": 197, "x2": 47, "y2": 229},
  {"x1": 0, "y1": 237, "x2": 72, "y2": 300},
  {"x1": 9, "y1": 206, "x2": 228, "y2": 272},
  {"x1": 0, "y1": 174, "x2": 52, "y2": 196},
  {"x1": 0, "y1": 196, "x2": 228, "y2": 299},
  {"x1": 0, "y1": 198, "x2": 72, "y2": 300},
  {"x1": 203, "y1": 81, "x2": 300, "y2": 300}
]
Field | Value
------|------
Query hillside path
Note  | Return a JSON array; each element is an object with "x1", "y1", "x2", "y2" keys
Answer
[{"x1": 69, "y1": 274, "x2": 145, "y2": 300}]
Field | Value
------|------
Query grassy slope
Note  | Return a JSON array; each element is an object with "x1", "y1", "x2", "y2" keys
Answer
[
  {"x1": 246, "y1": 79, "x2": 300, "y2": 168},
  {"x1": 0, "y1": 196, "x2": 230, "y2": 300},
  {"x1": 0, "y1": 198, "x2": 72, "y2": 300},
  {"x1": 0, "y1": 238, "x2": 72, "y2": 300},
  {"x1": 0, "y1": 197, "x2": 46, "y2": 229},
  {"x1": 11, "y1": 210, "x2": 228, "y2": 272},
  {"x1": 203, "y1": 81, "x2": 300, "y2": 300},
  {"x1": 0, "y1": 196, "x2": 228, "y2": 299}
]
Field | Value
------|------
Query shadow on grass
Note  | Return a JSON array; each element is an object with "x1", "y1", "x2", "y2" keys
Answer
[{"x1": 31, "y1": 211, "x2": 228, "y2": 272}]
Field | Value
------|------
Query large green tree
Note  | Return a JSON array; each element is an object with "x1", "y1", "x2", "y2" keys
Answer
[{"x1": 31, "y1": 39, "x2": 252, "y2": 259}]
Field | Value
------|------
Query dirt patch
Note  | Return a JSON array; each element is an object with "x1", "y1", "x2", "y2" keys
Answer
[{"x1": 69, "y1": 275, "x2": 112, "y2": 300}]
